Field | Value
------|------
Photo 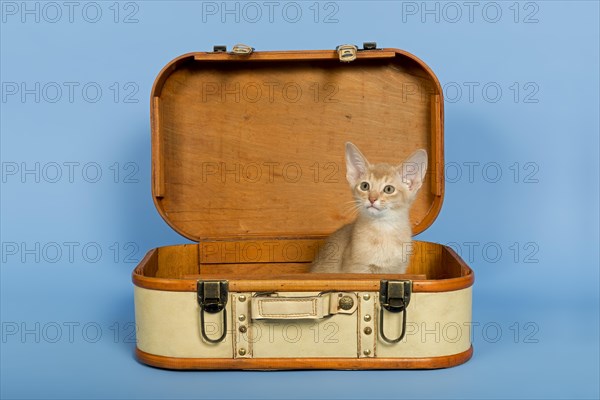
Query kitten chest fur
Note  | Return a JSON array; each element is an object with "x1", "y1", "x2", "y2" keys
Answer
[{"x1": 345, "y1": 210, "x2": 413, "y2": 273}]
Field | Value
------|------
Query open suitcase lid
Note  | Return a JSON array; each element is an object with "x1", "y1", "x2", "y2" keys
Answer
[{"x1": 151, "y1": 45, "x2": 444, "y2": 242}]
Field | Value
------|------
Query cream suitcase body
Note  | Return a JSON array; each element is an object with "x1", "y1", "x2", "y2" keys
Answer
[{"x1": 133, "y1": 44, "x2": 474, "y2": 369}]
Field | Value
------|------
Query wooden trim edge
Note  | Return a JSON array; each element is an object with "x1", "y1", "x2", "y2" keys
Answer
[
  {"x1": 193, "y1": 49, "x2": 397, "y2": 62},
  {"x1": 132, "y1": 273, "x2": 474, "y2": 293},
  {"x1": 151, "y1": 96, "x2": 164, "y2": 198},
  {"x1": 135, "y1": 346, "x2": 473, "y2": 370}
]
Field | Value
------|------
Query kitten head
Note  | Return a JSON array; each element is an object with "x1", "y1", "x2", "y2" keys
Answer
[{"x1": 345, "y1": 142, "x2": 427, "y2": 217}]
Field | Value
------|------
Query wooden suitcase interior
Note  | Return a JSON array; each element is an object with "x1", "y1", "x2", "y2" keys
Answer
[
  {"x1": 133, "y1": 47, "x2": 474, "y2": 369},
  {"x1": 133, "y1": 240, "x2": 473, "y2": 292},
  {"x1": 151, "y1": 49, "x2": 443, "y2": 241}
]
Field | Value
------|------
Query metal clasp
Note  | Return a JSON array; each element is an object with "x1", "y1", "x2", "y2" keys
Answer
[
  {"x1": 379, "y1": 280, "x2": 412, "y2": 343},
  {"x1": 336, "y1": 44, "x2": 358, "y2": 62},
  {"x1": 197, "y1": 280, "x2": 228, "y2": 343}
]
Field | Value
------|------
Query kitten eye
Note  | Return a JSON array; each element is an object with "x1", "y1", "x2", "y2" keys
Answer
[
  {"x1": 383, "y1": 185, "x2": 395, "y2": 194},
  {"x1": 359, "y1": 182, "x2": 370, "y2": 191}
]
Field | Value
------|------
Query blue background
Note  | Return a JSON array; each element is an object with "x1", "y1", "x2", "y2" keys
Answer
[{"x1": 1, "y1": 1, "x2": 598, "y2": 399}]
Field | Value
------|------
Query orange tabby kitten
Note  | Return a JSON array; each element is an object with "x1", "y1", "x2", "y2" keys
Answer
[{"x1": 311, "y1": 142, "x2": 427, "y2": 273}]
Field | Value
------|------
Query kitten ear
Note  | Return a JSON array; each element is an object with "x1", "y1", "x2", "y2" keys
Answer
[
  {"x1": 399, "y1": 149, "x2": 428, "y2": 193},
  {"x1": 345, "y1": 142, "x2": 370, "y2": 186}
]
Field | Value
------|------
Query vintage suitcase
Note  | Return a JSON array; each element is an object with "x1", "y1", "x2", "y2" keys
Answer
[{"x1": 132, "y1": 44, "x2": 474, "y2": 370}]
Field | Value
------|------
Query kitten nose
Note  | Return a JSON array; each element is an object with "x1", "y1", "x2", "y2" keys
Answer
[{"x1": 368, "y1": 196, "x2": 378, "y2": 204}]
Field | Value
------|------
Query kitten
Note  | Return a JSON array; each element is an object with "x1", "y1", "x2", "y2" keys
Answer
[{"x1": 310, "y1": 142, "x2": 427, "y2": 274}]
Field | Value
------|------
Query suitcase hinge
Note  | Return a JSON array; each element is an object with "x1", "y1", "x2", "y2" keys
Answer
[
  {"x1": 212, "y1": 44, "x2": 255, "y2": 55},
  {"x1": 232, "y1": 43, "x2": 254, "y2": 55},
  {"x1": 379, "y1": 280, "x2": 412, "y2": 343},
  {"x1": 336, "y1": 42, "x2": 379, "y2": 62},
  {"x1": 361, "y1": 42, "x2": 379, "y2": 50},
  {"x1": 197, "y1": 280, "x2": 229, "y2": 343},
  {"x1": 336, "y1": 44, "x2": 358, "y2": 62}
]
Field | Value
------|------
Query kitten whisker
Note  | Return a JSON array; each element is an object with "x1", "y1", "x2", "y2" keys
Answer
[{"x1": 341, "y1": 200, "x2": 362, "y2": 217}]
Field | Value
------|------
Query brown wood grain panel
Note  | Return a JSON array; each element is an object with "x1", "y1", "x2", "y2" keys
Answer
[
  {"x1": 199, "y1": 239, "x2": 321, "y2": 264},
  {"x1": 134, "y1": 248, "x2": 158, "y2": 278},
  {"x1": 198, "y1": 239, "x2": 446, "y2": 272},
  {"x1": 197, "y1": 263, "x2": 310, "y2": 275},
  {"x1": 150, "y1": 49, "x2": 444, "y2": 241},
  {"x1": 155, "y1": 244, "x2": 199, "y2": 278}
]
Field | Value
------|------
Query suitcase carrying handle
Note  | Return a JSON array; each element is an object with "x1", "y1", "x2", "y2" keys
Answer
[{"x1": 250, "y1": 292, "x2": 358, "y2": 320}]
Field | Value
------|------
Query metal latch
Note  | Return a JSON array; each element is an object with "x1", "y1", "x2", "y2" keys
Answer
[
  {"x1": 197, "y1": 280, "x2": 228, "y2": 343},
  {"x1": 379, "y1": 280, "x2": 412, "y2": 343},
  {"x1": 336, "y1": 44, "x2": 358, "y2": 62}
]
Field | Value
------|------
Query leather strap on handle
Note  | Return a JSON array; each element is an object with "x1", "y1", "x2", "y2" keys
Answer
[{"x1": 251, "y1": 292, "x2": 358, "y2": 320}]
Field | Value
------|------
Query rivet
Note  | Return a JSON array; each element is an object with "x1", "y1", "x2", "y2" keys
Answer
[
  {"x1": 364, "y1": 327, "x2": 372, "y2": 335},
  {"x1": 238, "y1": 295, "x2": 247, "y2": 302},
  {"x1": 238, "y1": 348, "x2": 247, "y2": 356},
  {"x1": 362, "y1": 294, "x2": 371, "y2": 301},
  {"x1": 339, "y1": 295, "x2": 355, "y2": 311},
  {"x1": 363, "y1": 349, "x2": 371, "y2": 356},
  {"x1": 239, "y1": 325, "x2": 247, "y2": 333},
  {"x1": 364, "y1": 314, "x2": 372, "y2": 322},
  {"x1": 238, "y1": 314, "x2": 246, "y2": 322}
]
